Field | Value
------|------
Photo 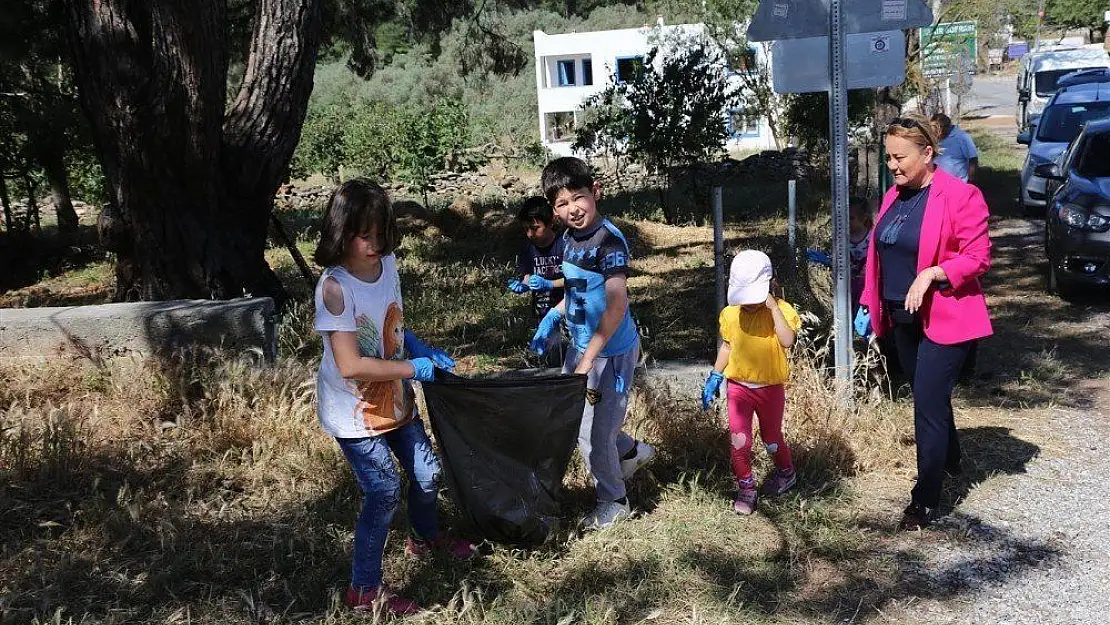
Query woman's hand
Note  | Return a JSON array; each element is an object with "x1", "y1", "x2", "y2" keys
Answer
[{"x1": 905, "y1": 267, "x2": 942, "y2": 314}]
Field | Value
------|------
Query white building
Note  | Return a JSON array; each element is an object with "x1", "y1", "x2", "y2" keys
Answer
[{"x1": 533, "y1": 21, "x2": 778, "y2": 157}]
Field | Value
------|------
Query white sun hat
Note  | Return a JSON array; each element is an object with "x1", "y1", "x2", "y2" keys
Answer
[{"x1": 727, "y1": 250, "x2": 773, "y2": 306}]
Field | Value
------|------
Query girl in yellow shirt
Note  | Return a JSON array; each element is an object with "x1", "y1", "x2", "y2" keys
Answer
[{"x1": 702, "y1": 250, "x2": 801, "y2": 515}]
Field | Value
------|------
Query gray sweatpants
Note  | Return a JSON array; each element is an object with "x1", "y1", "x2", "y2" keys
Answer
[{"x1": 563, "y1": 339, "x2": 640, "y2": 503}]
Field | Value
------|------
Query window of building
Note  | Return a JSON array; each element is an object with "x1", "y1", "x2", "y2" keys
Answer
[
  {"x1": 728, "y1": 108, "x2": 760, "y2": 138},
  {"x1": 615, "y1": 56, "x2": 645, "y2": 84},
  {"x1": 545, "y1": 111, "x2": 577, "y2": 143},
  {"x1": 556, "y1": 59, "x2": 577, "y2": 87},
  {"x1": 581, "y1": 57, "x2": 593, "y2": 86}
]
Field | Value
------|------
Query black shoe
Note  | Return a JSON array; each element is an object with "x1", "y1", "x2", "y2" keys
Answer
[{"x1": 899, "y1": 502, "x2": 933, "y2": 531}]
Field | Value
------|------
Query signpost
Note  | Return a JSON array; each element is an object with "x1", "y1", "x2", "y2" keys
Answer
[{"x1": 749, "y1": 0, "x2": 934, "y2": 400}]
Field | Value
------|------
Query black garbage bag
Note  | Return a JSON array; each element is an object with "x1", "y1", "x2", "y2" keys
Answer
[{"x1": 422, "y1": 369, "x2": 586, "y2": 545}]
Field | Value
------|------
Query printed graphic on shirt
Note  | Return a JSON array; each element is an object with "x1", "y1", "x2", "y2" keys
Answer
[
  {"x1": 561, "y1": 219, "x2": 638, "y2": 357},
  {"x1": 353, "y1": 302, "x2": 414, "y2": 433},
  {"x1": 517, "y1": 238, "x2": 566, "y2": 318}
]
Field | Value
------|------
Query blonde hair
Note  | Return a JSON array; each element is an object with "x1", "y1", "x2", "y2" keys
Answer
[{"x1": 886, "y1": 113, "x2": 939, "y2": 156}]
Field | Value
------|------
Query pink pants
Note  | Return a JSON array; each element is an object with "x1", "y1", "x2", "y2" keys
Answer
[{"x1": 727, "y1": 381, "x2": 793, "y2": 481}]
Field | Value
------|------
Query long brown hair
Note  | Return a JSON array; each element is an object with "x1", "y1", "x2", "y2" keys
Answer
[{"x1": 313, "y1": 178, "x2": 400, "y2": 267}]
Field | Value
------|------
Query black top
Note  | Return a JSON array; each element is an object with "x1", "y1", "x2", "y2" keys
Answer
[
  {"x1": 877, "y1": 185, "x2": 930, "y2": 304},
  {"x1": 516, "y1": 237, "x2": 565, "y2": 319}
]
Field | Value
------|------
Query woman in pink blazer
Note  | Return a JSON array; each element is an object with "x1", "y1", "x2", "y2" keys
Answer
[{"x1": 857, "y1": 113, "x2": 993, "y2": 531}]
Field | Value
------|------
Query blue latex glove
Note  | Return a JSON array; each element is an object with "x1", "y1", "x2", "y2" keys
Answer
[
  {"x1": 407, "y1": 357, "x2": 436, "y2": 383},
  {"x1": 529, "y1": 308, "x2": 564, "y2": 355},
  {"x1": 404, "y1": 330, "x2": 456, "y2": 370},
  {"x1": 614, "y1": 372, "x2": 627, "y2": 394},
  {"x1": 806, "y1": 249, "x2": 832, "y2": 267},
  {"x1": 854, "y1": 307, "x2": 872, "y2": 339},
  {"x1": 702, "y1": 371, "x2": 724, "y2": 410},
  {"x1": 527, "y1": 275, "x2": 555, "y2": 291},
  {"x1": 507, "y1": 278, "x2": 529, "y2": 294}
]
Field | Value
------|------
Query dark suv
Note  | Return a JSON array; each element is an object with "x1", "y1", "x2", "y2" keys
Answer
[{"x1": 1039, "y1": 117, "x2": 1110, "y2": 297}]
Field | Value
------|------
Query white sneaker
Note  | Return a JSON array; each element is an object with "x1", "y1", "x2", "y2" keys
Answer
[
  {"x1": 580, "y1": 500, "x2": 631, "y2": 532},
  {"x1": 620, "y1": 440, "x2": 656, "y2": 480}
]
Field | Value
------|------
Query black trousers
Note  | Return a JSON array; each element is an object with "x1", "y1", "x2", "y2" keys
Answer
[{"x1": 891, "y1": 320, "x2": 972, "y2": 509}]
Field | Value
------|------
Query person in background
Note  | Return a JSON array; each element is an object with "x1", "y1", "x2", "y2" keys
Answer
[
  {"x1": 702, "y1": 250, "x2": 802, "y2": 516},
  {"x1": 508, "y1": 196, "x2": 566, "y2": 366},
  {"x1": 931, "y1": 113, "x2": 979, "y2": 183},
  {"x1": 856, "y1": 114, "x2": 993, "y2": 531},
  {"x1": 849, "y1": 196, "x2": 874, "y2": 316}
]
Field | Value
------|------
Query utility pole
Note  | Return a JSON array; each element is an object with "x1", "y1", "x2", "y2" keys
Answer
[{"x1": 1034, "y1": 0, "x2": 1046, "y2": 50}]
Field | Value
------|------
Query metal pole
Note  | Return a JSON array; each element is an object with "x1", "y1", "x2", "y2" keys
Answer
[
  {"x1": 1033, "y1": 0, "x2": 1046, "y2": 51},
  {"x1": 828, "y1": 0, "x2": 853, "y2": 399},
  {"x1": 787, "y1": 179, "x2": 797, "y2": 253},
  {"x1": 713, "y1": 186, "x2": 726, "y2": 311}
]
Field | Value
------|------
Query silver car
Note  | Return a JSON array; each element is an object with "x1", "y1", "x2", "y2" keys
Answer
[{"x1": 1018, "y1": 83, "x2": 1110, "y2": 216}]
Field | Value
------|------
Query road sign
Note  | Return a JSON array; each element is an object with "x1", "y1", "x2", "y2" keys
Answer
[
  {"x1": 772, "y1": 30, "x2": 906, "y2": 93},
  {"x1": 748, "y1": 0, "x2": 933, "y2": 42},
  {"x1": 920, "y1": 21, "x2": 977, "y2": 77}
]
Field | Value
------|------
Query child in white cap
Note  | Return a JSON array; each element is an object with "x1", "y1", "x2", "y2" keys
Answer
[{"x1": 701, "y1": 250, "x2": 802, "y2": 515}]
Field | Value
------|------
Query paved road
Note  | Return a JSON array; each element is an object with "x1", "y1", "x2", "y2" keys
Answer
[{"x1": 962, "y1": 73, "x2": 1018, "y2": 120}]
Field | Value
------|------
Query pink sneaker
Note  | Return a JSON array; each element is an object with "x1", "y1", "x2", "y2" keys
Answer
[
  {"x1": 344, "y1": 586, "x2": 421, "y2": 615},
  {"x1": 733, "y1": 485, "x2": 758, "y2": 515},
  {"x1": 405, "y1": 535, "x2": 479, "y2": 560},
  {"x1": 761, "y1": 468, "x2": 797, "y2": 497}
]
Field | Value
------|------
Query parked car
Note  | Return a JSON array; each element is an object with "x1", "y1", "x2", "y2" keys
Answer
[
  {"x1": 1039, "y1": 118, "x2": 1110, "y2": 297},
  {"x1": 1017, "y1": 82, "x2": 1110, "y2": 215},
  {"x1": 1056, "y1": 67, "x2": 1110, "y2": 90},
  {"x1": 1016, "y1": 46, "x2": 1110, "y2": 131}
]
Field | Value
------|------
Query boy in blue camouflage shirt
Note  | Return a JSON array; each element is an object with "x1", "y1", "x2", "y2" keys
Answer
[{"x1": 529, "y1": 157, "x2": 655, "y2": 531}]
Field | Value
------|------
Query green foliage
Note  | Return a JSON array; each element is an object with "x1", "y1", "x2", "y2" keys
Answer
[
  {"x1": 782, "y1": 90, "x2": 877, "y2": 155},
  {"x1": 1046, "y1": 0, "x2": 1108, "y2": 30},
  {"x1": 290, "y1": 93, "x2": 468, "y2": 193},
  {"x1": 574, "y1": 45, "x2": 740, "y2": 223}
]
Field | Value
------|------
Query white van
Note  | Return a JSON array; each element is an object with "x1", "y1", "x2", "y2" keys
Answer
[{"x1": 1017, "y1": 46, "x2": 1110, "y2": 130}]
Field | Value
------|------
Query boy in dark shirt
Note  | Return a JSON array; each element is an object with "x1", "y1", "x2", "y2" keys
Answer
[{"x1": 509, "y1": 197, "x2": 566, "y2": 365}]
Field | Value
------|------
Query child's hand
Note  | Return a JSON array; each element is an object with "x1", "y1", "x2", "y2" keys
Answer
[
  {"x1": 764, "y1": 294, "x2": 778, "y2": 310},
  {"x1": 507, "y1": 279, "x2": 529, "y2": 294},
  {"x1": 404, "y1": 330, "x2": 456, "y2": 371},
  {"x1": 407, "y1": 358, "x2": 437, "y2": 383},
  {"x1": 702, "y1": 371, "x2": 724, "y2": 410},
  {"x1": 854, "y1": 306, "x2": 872, "y2": 338},
  {"x1": 527, "y1": 275, "x2": 555, "y2": 291},
  {"x1": 529, "y1": 308, "x2": 564, "y2": 355}
]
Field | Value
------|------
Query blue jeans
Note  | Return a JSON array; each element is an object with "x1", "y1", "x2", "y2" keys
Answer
[{"x1": 336, "y1": 418, "x2": 441, "y2": 590}]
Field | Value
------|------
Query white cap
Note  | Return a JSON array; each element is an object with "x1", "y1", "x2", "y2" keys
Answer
[{"x1": 727, "y1": 250, "x2": 773, "y2": 306}]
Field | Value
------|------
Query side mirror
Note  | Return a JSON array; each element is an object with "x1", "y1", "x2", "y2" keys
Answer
[
  {"x1": 1018, "y1": 88, "x2": 1031, "y2": 102},
  {"x1": 1034, "y1": 163, "x2": 1063, "y2": 180},
  {"x1": 1017, "y1": 131, "x2": 1032, "y2": 145}
]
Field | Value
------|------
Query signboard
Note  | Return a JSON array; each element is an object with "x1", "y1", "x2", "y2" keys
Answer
[
  {"x1": 748, "y1": 0, "x2": 933, "y2": 41},
  {"x1": 772, "y1": 30, "x2": 906, "y2": 93},
  {"x1": 920, "y1": 21, "x2": 977, "y2": 77}
]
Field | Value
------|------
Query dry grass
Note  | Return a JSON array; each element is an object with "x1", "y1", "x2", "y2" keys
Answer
[{"x1": 1, "y1": 332, "x2": 915, "y2": 625}]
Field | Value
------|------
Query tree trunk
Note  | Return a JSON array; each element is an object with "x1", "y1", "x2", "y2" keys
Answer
[
  {"x1": 41, "y1": 150, "x2": 79, "y2": 239},
  {"x1": 61, "y1": 0, "x2": 323, "y2": 308},
  {"x1": 0, "y1": 175, "x2": 12, "y2": 234}
]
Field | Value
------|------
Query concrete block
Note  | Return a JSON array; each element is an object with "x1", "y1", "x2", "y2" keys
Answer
[{"x1": 0, "y1": 298, "x2": 277, "y2": 364}]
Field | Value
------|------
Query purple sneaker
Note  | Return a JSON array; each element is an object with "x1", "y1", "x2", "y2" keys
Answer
[
  {"x1": 733, "y1": 485, "x2": 758, "y2": 515},
  {"x1": 761, "y1": 468, "x2": 797, "y2": 497}
]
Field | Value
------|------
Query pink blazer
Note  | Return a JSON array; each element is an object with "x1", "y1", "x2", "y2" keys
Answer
[{"x1": 859, "y1": 168, "x2": 993, "y2": 344}]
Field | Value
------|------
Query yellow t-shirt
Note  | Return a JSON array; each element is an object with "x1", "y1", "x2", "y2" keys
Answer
[{"x1": 719, "y1": 300, "x2": 802, "y2": 386}]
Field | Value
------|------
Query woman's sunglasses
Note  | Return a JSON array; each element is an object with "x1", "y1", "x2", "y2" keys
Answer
[{"x1": 888, "y1": 117, "x2": 925, "y2": 131}]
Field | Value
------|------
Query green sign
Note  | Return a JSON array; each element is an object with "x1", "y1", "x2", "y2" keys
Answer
[{"x1": 919, "y1": 21, "x2": 977, "y2": 77}]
